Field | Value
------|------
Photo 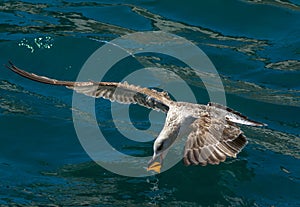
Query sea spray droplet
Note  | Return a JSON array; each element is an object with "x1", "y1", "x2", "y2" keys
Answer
[
  {"x1": 18, "y1": 36, "x2": 54, "y2": 53},
  {"x1": 18, "y1": 38, "x2": 34, "y2": 53}
]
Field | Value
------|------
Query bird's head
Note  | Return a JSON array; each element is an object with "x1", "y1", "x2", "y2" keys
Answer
[{"x1": 147, "y1": 136, "x2": 171, "y2": 173}]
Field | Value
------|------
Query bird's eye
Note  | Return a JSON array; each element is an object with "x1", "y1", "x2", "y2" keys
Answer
[{"x1": 157, "y1": 142, "x2": 164, "y2": 151}]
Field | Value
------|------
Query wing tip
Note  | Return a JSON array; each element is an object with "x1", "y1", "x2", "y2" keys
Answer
[
  {"x1": 244, "y1": 119, "x2": 267, "y2": 127},
  {"x1": 3, "y1": 61, "x2": 76, "y2": 87},
  {"x1": 4, "y1": 60, "x2": 14, "y2": 71},
  {"x1": 257, "y1": 122, "x2": 268, "y2": 127},
  {"x1": 208, "y1": 102, "x2": 267, "y2": 127},
  {"x1": 4, "y1": 60, "x2": 27, "y2": 75}
]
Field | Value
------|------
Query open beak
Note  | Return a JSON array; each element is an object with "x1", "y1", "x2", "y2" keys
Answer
[{"x1": 147, "y1": 154, "x2": 162, "y2": 173}]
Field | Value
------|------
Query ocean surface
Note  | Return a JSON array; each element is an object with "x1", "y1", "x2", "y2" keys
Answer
[{"x1": 0, "y1": 0, "x2": 300, "y2": 206}]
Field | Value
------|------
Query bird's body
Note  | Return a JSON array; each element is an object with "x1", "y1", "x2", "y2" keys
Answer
[{"x1": 5, "y1": 62, "x2": 266, "y2": 172}]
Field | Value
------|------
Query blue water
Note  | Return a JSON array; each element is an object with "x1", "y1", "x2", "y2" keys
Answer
[{"x1": 0, "y1": 0, "x2": 300, "y2": 206}]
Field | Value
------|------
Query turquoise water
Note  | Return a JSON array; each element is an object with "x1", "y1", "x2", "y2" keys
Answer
[{"x1": 0, "y1": 0, "x2": 300, "y2": 206}]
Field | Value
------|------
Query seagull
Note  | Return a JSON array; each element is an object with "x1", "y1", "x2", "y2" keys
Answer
[{"x1": 4, "y1": 61, "x2": 266, "y2": 173}]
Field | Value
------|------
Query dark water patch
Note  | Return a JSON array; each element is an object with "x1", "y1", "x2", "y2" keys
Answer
[
  {"x1": 46, "y1": 4, "x2": 153, "y2": 31},
  {"x1": 140, "y1": 0, "x2": 300, "y2": 39}
]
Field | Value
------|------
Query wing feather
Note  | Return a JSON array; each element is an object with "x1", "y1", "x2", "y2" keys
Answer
[
  {"x1": 184, "y1": 111, "x2": 248, "y2": 166},
  {"x1": 5, "y1": 62, "x2": 172, "y2": 113},
  {"x1": 208, "y1": 102, "x2": 266, "y2": 126}
]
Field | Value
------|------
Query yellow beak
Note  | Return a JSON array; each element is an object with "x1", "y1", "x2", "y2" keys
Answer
[{"x1": 147, "y1": 161, "x2": 161, "y2": 173}]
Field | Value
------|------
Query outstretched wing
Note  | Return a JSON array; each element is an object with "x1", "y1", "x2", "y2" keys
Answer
[
  {"x1": 183, "y1": 111, "x2": 247, "y2": 166},
  {"x1": 5, "y1": 62, "x2": 172, "y2": 113}
]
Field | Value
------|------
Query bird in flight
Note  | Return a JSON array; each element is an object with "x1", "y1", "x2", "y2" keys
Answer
[{"x1": 5, "y1": 61, "x2": 266, "y2": 173}]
